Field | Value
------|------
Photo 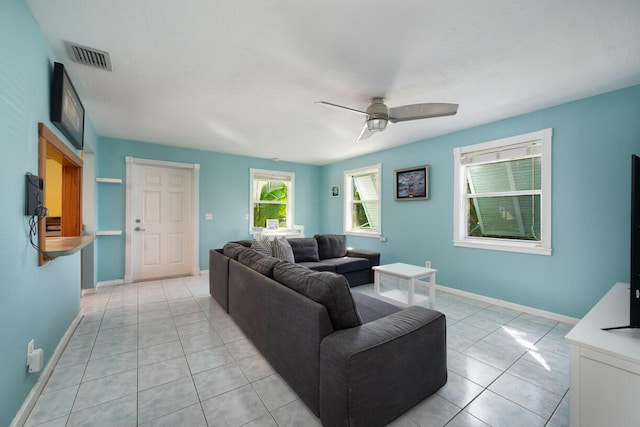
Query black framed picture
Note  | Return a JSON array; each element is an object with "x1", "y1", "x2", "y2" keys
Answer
[
  {"x1": 50, "y1": 62, "x2": 85, "y2": 150},
  {"x1": 394, "y1": 165, "x2": 429, "y2": 201}
]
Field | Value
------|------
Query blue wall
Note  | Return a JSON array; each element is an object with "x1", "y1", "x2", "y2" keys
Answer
[
  {"x1": 320, "y1": 86, "x2": 640, "y2": 318},
  {"x1": 0, "y1": 0, "x2": 98, "y2": 424},
  {"x1": 96, "y1": 87, "x2": 640, "y2": 318},
  {"x1": 2, "y1": 1, "x2": 639, "y2": 422},
  {"x1": 95, "y1": 137, "x2": 321, "y2": 281}
]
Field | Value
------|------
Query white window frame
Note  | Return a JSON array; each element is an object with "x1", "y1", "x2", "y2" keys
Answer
[
  {"x1": 249, "y1": 168, "x2": 295, "y2": 234},
  {"x1": 453, "y1": 129, "x2": 552, "y2": 255},
  {"x1": 344, "y1": 164, "x2": 382, "y2": 237}
]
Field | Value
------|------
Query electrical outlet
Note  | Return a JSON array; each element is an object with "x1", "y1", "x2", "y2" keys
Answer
[
  {"x1": 425, "y1": 260, "x2": 431, "y2": 268},
  {"x1": 204, "y1": 213, "x2": 213, "y2": 220}
]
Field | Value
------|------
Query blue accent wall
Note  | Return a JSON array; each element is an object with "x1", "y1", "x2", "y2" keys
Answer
[
  {"x1": 0, "y1": 0, "x2": 98, "y2": 424},
  {"x1": 320, "y1": 86, "x2": 640, "y2": 318},
  {"x1": 95, "y1": 137, "x2": 321, "y2": 281}
]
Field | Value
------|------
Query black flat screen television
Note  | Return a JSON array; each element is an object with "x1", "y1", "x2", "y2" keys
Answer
[
  {"x1": 603, "y1": 154, "x2": 640, "y2": 331},
  {"x1": 50, "y1": 62, "x2": 84, "y2": 150},
  {"x1": 630, "y1": 154, "x2": 640, "y2": 327}
]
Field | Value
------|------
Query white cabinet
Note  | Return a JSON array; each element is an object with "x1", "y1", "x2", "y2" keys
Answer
[{"x1": 565, "y1": 283, "x2": 640, "y2": 427}]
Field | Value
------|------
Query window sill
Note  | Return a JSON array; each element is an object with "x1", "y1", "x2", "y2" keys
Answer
[
  {"x1": 454, "y1": 239, "x2": 552, "y2": 256},
  {"x1": 345, "y1": 230, "x2": 381, "y2": 239},
  {"x1": 255, "y1": 229, "x2": 305, "y2": 239}
]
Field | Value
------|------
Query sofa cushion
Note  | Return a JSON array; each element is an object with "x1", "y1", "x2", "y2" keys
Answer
[
  {"x1": 223, "y1": 242, "x2": 249, "y2": 260},
  {"x1": 319, "y1": 257, "x2": 370, "y2": 274},
  {"x1": 238, "y1": 249, "x2": 282, "y2": 278},
  {"x1": 250, "y1": 235, "x2": 272, "y2": 257},
  {"x1": 315, "y1": 234, "x2": 348, "y2": 259},
  {"x1": 273, "y1": 262, "x2": 361, "y2": 330},
  {"x1": 297, "y1": 261, "x2": 335, "y2": 272},
  {"x1": 272, "y1": 237, "x2": 295, "y2": 263},
  {"x1": 351, "y1": 292, "x2": 401, "y2": 323},
  {"x1": 288, "y1": 238, "x2": 320, "y2": 262}
]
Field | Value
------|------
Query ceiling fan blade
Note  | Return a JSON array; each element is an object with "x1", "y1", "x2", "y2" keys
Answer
[
  {"x1": 356, "y1": 120, "x2": 374, "y2": 142},
  {"x1": 316, "y1": 101, "x2": 369, "y2": 117},
  {"x1": 388, "y1": 103, "x2": 458, "y2": 123}
]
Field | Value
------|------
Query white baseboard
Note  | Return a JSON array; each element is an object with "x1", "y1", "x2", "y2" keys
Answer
[
  {"x1": 97, "y1": 272, "x2": 206, "y2": 287},
  {"x1": 83, "y1": 277, "x2": 128, "y2": 295},
  {"x1": 11, "y1": 310, "x2": 83, "y2": 427},
  {"x1": 95, "y1": 279, "x2": 124, "y2": 288},
  {"x1": 436, "y1": 283, "x2": 579, "y2": 325}
]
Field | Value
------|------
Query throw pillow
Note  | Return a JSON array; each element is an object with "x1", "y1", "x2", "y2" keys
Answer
[
  {"x1": 250, "y1": 235, "x2": 272, "y2": 257},
  {"x1": 272, "y1": 237, "x2": 295, "y2": 263}
]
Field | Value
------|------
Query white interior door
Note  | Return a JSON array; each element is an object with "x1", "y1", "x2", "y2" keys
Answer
[{"x1": 131, "y1": 163, "x2": 193, "y2": 281}]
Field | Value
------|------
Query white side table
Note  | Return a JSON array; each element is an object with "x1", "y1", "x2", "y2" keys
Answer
[{"x1": 372, "y1": 262, "x2": 437, "y2": 309}]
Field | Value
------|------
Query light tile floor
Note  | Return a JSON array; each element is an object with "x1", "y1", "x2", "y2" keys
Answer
[{"x1": 25, "y1": 275, "x2": 571, "y2": 427}]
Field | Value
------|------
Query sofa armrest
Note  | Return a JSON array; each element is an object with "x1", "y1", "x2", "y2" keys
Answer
[
  {"x1": 346, "y1": 248, "x2": 379, "y2": 283},
  {"x1": 209, "y1": 249, "x2": 230, "y2": 312},
  {"x1": 346, "y1": 248, "x2": 380, "y2": 266},
  {"x1": 319, "y1": 306, "x2": 447, "y2": 427}
]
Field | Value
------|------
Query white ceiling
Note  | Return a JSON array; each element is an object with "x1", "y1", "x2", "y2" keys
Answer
[{"x1": 27, "y1": 0, "x2": 640, "y2": 165}]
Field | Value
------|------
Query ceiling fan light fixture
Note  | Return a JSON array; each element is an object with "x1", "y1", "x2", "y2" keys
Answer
[{"x1": 367, "y1": 117, "x2": 387, "y2": 132}]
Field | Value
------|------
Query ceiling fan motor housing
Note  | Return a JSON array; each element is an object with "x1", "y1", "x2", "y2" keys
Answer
[{"x1": 366, "y1": 98, "x2": 389, "y2": 131}]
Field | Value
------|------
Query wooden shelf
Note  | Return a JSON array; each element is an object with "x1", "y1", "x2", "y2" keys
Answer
[
  {"x1": 43, "y1": 235, "x2": 95, "y2": 259},
  {"x1": 96, "y1": 177, "x2": 122, "y2": 184},
  {"x1": 95, "y1": 230, "x2": 122, "y2": 236}
]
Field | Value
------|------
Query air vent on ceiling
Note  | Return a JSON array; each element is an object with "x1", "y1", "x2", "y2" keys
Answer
[{"x1": 65, "y1": 42, "x2": 112, "y2": 71}]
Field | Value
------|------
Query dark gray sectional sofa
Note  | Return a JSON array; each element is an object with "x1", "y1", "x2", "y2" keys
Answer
[
  {"x1": 208, "y1": 235, "x2": 447, "y2": 427},
  {"x1": 287, "y1": 234, "x2": 380, "y2": 286}
]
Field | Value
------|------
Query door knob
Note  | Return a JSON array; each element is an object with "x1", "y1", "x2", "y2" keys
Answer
[{"x1": 135, "y1": 226, "x2": 146, "y2": 231}]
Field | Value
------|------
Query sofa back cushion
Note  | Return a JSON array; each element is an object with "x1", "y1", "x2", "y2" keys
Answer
[
  {"x1": 238, "y1": 249, "x2": 282, "y2": 278},
  {"x1": 223, "y1": 242, "x2": 249, "y2": 260},
  {"x1": 315, "y1": 234, "x2": 347, "y2": 259},
  {"x1": 273, "y1": 262, "x2": 361, "y2": 330},
  {"x1": 288, "y1": 238, "x2": 320, "y2": 262}
]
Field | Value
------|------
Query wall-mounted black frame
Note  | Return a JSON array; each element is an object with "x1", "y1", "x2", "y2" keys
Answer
[
  {"x1": 50, "y1": 62, "x2": 84, "y2": 150},
  {"x1": 394, "y1": 165, "x2": 429, "y2": 201}
]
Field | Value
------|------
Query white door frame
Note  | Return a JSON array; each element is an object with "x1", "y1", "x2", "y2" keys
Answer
[{"x1": 124, "y1": 156, "x2": 200, "y2": 284}]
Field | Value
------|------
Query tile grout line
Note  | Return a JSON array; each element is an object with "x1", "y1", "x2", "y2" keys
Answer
[{"x1": 444, "y1": 317, "x2": 568, "y2": 425}]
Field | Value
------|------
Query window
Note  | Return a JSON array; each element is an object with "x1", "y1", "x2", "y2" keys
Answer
[
  {"x1": 344, "y1": 164, "x2": 381, "y2": 237},
  {"x1": 453, "y1": 129, "x2": 552, "y2": 255},
  {"x1": 250, "y1": 169, "x2": 294, "y2": 232},
  {"x1": 38, "y1": 123, "x2": 83, "y2": 266}
]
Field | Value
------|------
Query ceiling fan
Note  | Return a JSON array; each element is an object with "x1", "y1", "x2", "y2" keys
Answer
[{"x1": 316, "y1": 97, "x2": 458, "y2": 142}]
